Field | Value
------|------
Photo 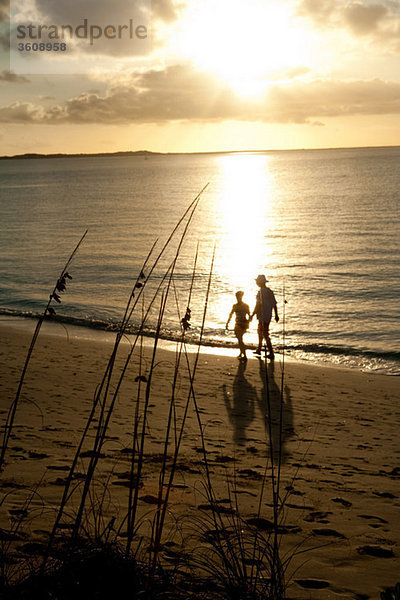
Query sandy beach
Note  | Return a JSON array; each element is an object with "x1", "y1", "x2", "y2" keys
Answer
[{"x1": 0, "y1": 319, "x2": 399, "y2": 599}]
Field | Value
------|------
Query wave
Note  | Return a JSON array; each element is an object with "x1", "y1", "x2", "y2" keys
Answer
[
  {"x1": 1, "y1": 308, "x2": 399, "y2": 375},
  {"x1": 286, "y1": 341, "x2": 400, "y2": 364}
]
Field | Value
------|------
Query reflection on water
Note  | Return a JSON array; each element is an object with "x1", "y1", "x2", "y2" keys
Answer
[{"x1": 212, "y1": 154, "x2": 278, "y2": 329}]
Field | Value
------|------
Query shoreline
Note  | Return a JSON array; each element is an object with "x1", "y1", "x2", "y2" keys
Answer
[
  {"x1": 1, "y1": 313, "x2": 398, "y2": 377},
  {"x1": 1, "y1": 321, "x2": 399, "y2": 598}
]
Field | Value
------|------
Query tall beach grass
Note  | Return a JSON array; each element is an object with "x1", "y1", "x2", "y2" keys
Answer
[{"x1": 0, "y1": 186, "x2": 302, "y2": 599}]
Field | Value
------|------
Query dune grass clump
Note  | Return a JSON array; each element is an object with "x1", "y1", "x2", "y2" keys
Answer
[
  {"x1": 381, "y1": 583, "x2": 400, "y2": 600},
  {"x1": 1, "y1": 544, "x2": 164, "y2": 600}
]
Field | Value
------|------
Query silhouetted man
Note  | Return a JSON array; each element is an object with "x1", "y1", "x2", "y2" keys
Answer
[{"x1": 251, "y1": 274, "x2": 279, "y2": 359}]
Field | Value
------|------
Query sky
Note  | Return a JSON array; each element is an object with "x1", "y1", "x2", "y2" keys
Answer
[{"x1": 0, "y1": 0, "x2": 400, "y2": 154}]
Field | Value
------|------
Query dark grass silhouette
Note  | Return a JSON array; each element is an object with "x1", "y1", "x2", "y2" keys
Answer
[{"x1": 0, "y1": 230, "x2": 88, "y2": 474}]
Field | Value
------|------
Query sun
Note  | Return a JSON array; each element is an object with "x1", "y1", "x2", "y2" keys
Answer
[{"x1": 174, "y1": 0, "x2": 310, "y2": 97}]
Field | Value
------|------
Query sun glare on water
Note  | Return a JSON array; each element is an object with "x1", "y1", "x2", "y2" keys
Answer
[
  {"x1": 211, "y1": 153, "x2": 277, "y2": 327},
  {"x1": 176, "y1": 0, "x2": 310, "y2": 97}
]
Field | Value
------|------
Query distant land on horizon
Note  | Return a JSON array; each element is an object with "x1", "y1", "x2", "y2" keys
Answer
[
  {"x1": 0, "y1": 150, "x2": 161, "y2": 160},
  {"x1": 0, "y1": 145, "x2": 399, "y2": 160}
]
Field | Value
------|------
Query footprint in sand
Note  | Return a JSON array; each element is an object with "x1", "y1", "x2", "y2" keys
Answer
[
  {"x1": 296, "y1": 579, "x2": 330, "y2": 590},
  {"x1": 304, "y1": 511, "x2": 332, "y2": 523},
  {"x1": 386, "y1": 467, "x2": 400, "y2": 478},
  {"x1": 233, "y1": 489, "x2": 257, "y2": 497},
  {"x1": 140, "y1": 495, "x2": 165, "y2": 505},
  {"x1": 111, "y1": 471, "x2": 143, "y2": 488},
  {"x1": 286, "y1": 502, "x2": 314, "y2": 511},
  {"x1": 17, "y1": 542, "x2": 47, "y2": 556},
  {"x1": 198, "y1": 503, "x2": 235, "y2": 515},
  {"x1": 331, "y1": 497, "x2": 352, "y2": 507},
  {"x1": 358, "y1": 514, "x2": 388, "y2": 524},
  {"x1": 246, "y1": 518, "x2": 301, "y2": 534},
  {"x1": 9, "y1": 509, "x2": 28, "y2": 519},
  {"x1": 312, "y1": 528, "x2": 346, "y2": 539},
  {"x1": 285, "y1": 486, "x2": 305, "y2": 497},
  {"x1": 357, "y1": 545, "x2": 394, "y2": 558},
  {"x1": 1, "y1": 481, "x2": 24, "y2": 489},
  {"x1": 28, "y1": 451, "x2": 49, "y2": 459},
  {"x1": 213, "y1": 455, "x2": 236, "y2": 463},
  {"x1": 237, "y1": 468, "x2": 263, "y2": 480},
  {"x1": 0, "y1": 529, "x2": 26, "y2": 542},
  {"x1": 373, "y1": 491, "x2": 397, "y2": 499},
  {"x1": 80, "y1": 450, "x2": 107, "y2": 458},
  {"x1": 112, "y1": 479, "x2": 143, "y2": 488}
]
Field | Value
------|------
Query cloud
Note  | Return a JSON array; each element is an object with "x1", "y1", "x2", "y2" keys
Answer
[
  {"x1": 1, "y1": 65, "x2": 400, "y2": 124},
  {"x1": 34, "y1": 0, "x2": 183, "y2": 24},
  {"x1": 0, "y1": 70, "x2": 30, "y2": 83},
  {"x1": 0, "y1": 0, "x2": 9, "y2": 21},
  {"x1": 57, "y1": 66, "x2": 238, "y2": 123},
  {"x1": 9, "y1": 0, "x2": 184, "y2": 58},
  {"x1": 296, "y1": 0, "x2": 400, "y2": 48},
  {"x1": 276, "y1": 66, "x2": 311, "y2": 80},
  {"x1": 296, "y1": 0, "x2": 336, "y2": 24},
  {"x1": 11, "y1": 0, "x2": 150, "y2": 58},
  {"x1": 151, "y1": 0, "x2": 186, "y2": 22},
  {"x1": 0, "y1": 32, "x2": 8, "y2": 49},
  {"x1": 0, "y1": 102, "x2": 47, "y2": 122},
  {"x1": 0, "y1": 0, "x2": 9, "y2": 49},
  {"x1": 265, "y1": 78, "x2": 400, "y2": 122},
  {"x1": 343, "y1": 2, "x2": 388, "y2": 34}
]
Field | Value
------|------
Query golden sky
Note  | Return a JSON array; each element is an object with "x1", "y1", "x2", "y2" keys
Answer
[{"x1": 1, "y1": 0, "x2": 400, "y2": 154}]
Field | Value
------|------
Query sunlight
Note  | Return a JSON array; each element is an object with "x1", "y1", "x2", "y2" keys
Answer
[
  {"x1": 214, "y1": 153, "x2": 276, "y2": 315},
  {"x1": 176, "y1": 0, "x2": 310, "y2": 96}
]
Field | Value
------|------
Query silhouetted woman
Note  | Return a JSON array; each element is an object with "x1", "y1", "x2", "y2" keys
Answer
[{"x1": 226, "y1": 291, "x2": 250, "y2": 360}]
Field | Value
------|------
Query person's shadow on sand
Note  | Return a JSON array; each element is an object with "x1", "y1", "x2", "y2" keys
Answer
[
  {"x1": 222, "y1": 360, "x2": 257, "y2": 446},
  {"x1": 256, "y1": 359, "x2": 294, "y2": 464}
]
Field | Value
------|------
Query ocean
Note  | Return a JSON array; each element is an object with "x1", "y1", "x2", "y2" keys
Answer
[{"x1": 0, "y1": 147, "x2": 399, "y2": 374}]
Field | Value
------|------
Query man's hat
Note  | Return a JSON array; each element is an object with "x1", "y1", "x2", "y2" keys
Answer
[{"x1": 255, "y1": 274, "x2": 268, "y2": 284}]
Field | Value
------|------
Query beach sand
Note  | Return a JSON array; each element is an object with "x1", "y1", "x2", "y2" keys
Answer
[{"x1": 0, "y1": 320, "x2": 399, "y2": 599}]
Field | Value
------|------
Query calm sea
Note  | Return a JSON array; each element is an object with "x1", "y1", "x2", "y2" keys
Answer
[{"x1": 0, "y1": 147, "x2": 399, "y2": 374}]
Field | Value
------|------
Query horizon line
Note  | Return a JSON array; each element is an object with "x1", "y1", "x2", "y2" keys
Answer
[{"x1": 1, "y1": 144, "x2": 399, "y2": 160}]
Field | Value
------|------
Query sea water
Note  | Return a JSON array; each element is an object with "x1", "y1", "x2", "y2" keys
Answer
[{"x1": 0, "y1": 147, "x2": 399, "y2": 374}]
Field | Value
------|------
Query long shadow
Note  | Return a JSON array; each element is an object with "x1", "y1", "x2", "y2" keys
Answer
[
  {"x1": 256, "y1": 359, "x2": 294, "y2": 464},
  {"x1": 222, "y1": 360, "x2": 257, "y2": 446}
]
